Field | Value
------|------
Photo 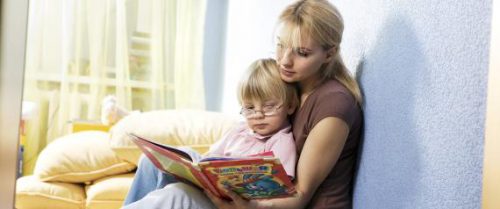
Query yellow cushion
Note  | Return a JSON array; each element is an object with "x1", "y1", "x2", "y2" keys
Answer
[
  {"x1": 34, "y1": 131, "x2": 136, "y2": 183},
  {"x1": 85, "y1": 173, "x2": 135, "y2": 209},
  {"x1": 109, "y1": 109, "x2": 240, "y2": 165},
  {"x1": 15, "y1": 175, "x2": 85, "y2": 209}
]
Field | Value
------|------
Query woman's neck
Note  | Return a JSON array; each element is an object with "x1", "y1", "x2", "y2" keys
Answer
[
  {"x1": 298, "y1": 75, "x2": 324, "y2": 97},
  {"x1": 298, "y1": 75, "x2": 324, "y2": 107}
]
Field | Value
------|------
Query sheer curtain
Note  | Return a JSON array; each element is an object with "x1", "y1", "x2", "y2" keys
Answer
[
  {"x1": 149, "y1": 0, "x2": 206, "y2": 109},
  {"x1": 22, "y1": 0, "x2": 207, "y2": 175}
]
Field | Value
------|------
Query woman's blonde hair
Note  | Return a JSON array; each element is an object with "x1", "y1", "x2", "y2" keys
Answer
[
  {"x1": 278, "y1": 0, "x2": 362, "y2": 104},
  {"x1": 238, "y1": 58, "x2": 298, "y2": 109}
]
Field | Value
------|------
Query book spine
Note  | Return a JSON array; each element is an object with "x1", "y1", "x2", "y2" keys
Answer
[{"x1": 194, "y1": 164, "x2": 221, "y2": 197}]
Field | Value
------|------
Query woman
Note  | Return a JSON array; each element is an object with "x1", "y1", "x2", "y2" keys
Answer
[
  {"x1": 124, "y1": 0, "x2": 363, "y2": 208},
  {"x1": 207, "y1": 0, "x2": 363, "y2": 208}
]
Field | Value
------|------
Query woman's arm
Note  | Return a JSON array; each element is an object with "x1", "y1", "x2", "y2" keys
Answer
[
  {"x1": 263, "y1": 117, "x2": 349, "y2": 209},
  {"x1": 207, "y1": 117, "x2": 350, "y2": 209}
]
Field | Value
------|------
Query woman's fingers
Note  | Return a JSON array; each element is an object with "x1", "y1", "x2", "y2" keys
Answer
[
  {"x1": 204, "y1": 191, "x2": 221, "y2": 204},
  {"x1": 225, "y1": 189, "x2": 246, "y2": 204},
  {"x1": 205, "y1": 190, "x2": 232, "y2": 209},
  {"x1": 205, "y1": 188, "x2": 258, "y2": 209},
  {"x1": 224, "y1": 188, "x2": 260, "y2": 209}
]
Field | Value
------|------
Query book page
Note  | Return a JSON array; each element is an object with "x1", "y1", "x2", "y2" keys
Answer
[
  {"x1": 200, "y1": 151, "x2": 275, "y2": 162},
  {"x1": 147, "y1": 147, "x2": 203, "y2": 188},
  {"x1": 177, "y1": 146, "x2": 204, "y2": 163},
  {"x1": 128, "y1": 132, "x2": 222, "y2": 195}
]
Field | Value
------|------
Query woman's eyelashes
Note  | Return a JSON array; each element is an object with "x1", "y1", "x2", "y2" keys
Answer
[
  {"x1": 276, "y1": 42, "x2": 311, "y2": 57},
  {"x1": 295, "y1": 48, "x2": 309, "y2": 57},
  {"x1": 276, "y1": 43, "x2": 310, "y2": 57}
]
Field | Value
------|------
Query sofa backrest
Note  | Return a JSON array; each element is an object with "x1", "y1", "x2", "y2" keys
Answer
[{"x1": 109, "y1": 109, "x2": 241, "y2": 165}]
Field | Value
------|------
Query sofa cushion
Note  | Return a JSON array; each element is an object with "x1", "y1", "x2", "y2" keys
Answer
[
  {"x1": 34, "y1": 131, "x2": 136, "y2": 183},
  {"x1": 85, "y1": 173, "x2": 135, "y2": 209},
  {"x1": 109, "y1": 109, "x2": 240, "y2": 165},
  {"x1": 16, "y1": 175, "x2": 85, "y2": 209}
]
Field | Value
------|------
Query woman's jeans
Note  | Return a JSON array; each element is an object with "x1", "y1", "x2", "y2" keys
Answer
[{"x1": 123, "y1": 155, "x2": 178, "y2": 206}]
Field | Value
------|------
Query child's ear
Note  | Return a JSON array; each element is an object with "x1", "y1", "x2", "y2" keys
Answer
[
  {"x1": 287, "y1": 103, "x2": 296, "y2": 115},
  {"x1": 324, "y1": 45, "x2": 337, "y2": 63}
]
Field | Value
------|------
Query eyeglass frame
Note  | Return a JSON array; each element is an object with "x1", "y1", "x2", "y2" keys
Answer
[{"x1": 240, "y1": 104, "x2": 284, "y2": 118}]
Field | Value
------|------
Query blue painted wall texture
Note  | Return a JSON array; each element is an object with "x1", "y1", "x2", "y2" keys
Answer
[{"x1": 333, "y1": 1, "x2": 492, "y2": 208}]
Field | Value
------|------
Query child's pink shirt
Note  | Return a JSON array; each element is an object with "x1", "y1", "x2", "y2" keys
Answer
[{"x1": 206, "y1": 122, "x2": 297, "y2": 178}]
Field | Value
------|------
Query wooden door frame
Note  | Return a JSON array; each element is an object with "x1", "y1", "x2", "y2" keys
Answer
[
  {"x1": 482, "y1": 0, "x2": 500, "y2": 208},
  {"x1": 0, "y1": 0, "x2": 29, "y2": 208}
]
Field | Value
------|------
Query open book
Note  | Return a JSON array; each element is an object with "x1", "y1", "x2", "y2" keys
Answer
[{"x1": 128, "y1": 133, "x2": 296, "y2": 200}]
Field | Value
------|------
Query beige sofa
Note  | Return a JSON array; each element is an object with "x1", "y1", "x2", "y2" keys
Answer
[{"x1": 15, "y1": 110, "x2": 239, "y2": 209}]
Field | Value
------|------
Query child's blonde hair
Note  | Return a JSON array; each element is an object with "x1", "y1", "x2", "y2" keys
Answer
[{"x1": 237, "y1": 58, "x2": 298, "y2": 109}]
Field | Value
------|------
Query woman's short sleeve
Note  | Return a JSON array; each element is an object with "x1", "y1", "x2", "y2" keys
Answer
[{"x1": 310, "y1": 91, "x2": 357, "y2": 129}]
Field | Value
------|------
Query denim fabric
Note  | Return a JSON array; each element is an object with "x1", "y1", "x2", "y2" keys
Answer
[
  {"x1": 123, "y1": 155, "x2": 178, "y2": 206},
  {"x1": 122, "y1": 183, "x2": 217, "y2": 209}
]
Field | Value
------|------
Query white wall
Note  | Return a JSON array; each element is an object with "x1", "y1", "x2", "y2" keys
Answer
[
  {"x1": 334, "y1": 0, "x2": 491, "y2": 208},
  {"x1": 219, "y1": 0, "x2": 290, "y2": 114}
]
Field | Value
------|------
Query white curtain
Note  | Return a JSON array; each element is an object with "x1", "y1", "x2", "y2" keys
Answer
[
  {"x1": 22, "y1": 0, "x2": 207, "y2": 175},
  {"x1": 149, "y1": 0, "x2": 207, "y2": 109}
]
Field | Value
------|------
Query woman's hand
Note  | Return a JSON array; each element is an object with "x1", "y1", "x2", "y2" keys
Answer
[{"x1": 205, "y1": 189, "x2": 267, "y2": 209}]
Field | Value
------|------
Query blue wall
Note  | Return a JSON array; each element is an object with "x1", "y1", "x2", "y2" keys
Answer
[{"x1": 334, "y1": 1, "x2": 492, "y2": 208}]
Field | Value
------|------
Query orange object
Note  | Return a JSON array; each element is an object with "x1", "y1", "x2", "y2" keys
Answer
[{"x1": 71, "y1": 120, "x2": 111, "y2": 133}]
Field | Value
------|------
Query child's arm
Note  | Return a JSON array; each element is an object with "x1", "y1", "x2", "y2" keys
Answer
[{"x1": 268, "y1": 133, "x2": 297, "y2": 179}]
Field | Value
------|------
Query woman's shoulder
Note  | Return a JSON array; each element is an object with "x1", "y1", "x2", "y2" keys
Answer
[
  {"x1": 319, "y1": 79, "x2": 350, "y2": 93},
  {"x1": 302, "y1": 79, "x2": 360, "y2": 127},
  {"x1": 312, "y1": 79, "x2": 356, "y2": 105}
]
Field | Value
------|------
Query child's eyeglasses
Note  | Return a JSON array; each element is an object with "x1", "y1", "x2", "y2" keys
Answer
[{"x1": 240, "y1": 104, "x2": 283, "y2": 118}]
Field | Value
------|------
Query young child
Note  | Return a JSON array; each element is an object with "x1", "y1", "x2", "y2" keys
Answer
[
  {"x1": 123, "y1": 58, "x2": 299, "y2": 208},
  {"x1": 205, "y1": 58, "x2": 298, "y2": 177}
]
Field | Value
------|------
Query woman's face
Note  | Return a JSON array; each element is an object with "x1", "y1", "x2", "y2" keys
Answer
[{"x1": 275, "y1": 31, "x2": 331, "y2": 87}]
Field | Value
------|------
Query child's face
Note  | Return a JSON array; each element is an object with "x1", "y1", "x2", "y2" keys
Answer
[{"x1": 241, "y1": 98, "x2": 293, "y2": 136}]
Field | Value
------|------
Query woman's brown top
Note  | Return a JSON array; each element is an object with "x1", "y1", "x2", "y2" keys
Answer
[{"x1": 292, "y1": 79, "x2": 363, "y2": 209}]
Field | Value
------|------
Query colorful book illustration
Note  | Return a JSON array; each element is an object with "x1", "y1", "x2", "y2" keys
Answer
[{"x1": 128, "y1": 133, "x2": 296, "y2": 200}]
